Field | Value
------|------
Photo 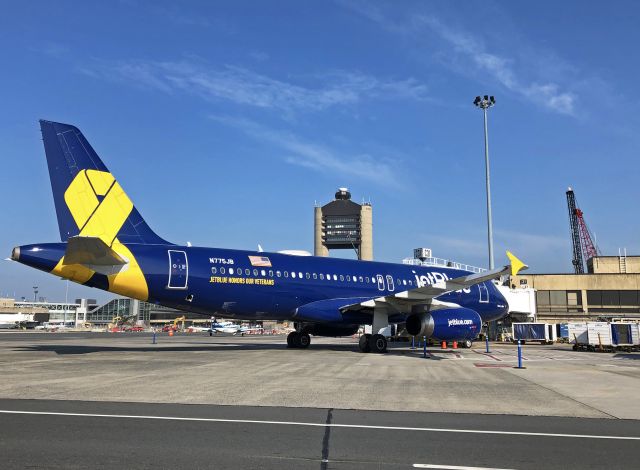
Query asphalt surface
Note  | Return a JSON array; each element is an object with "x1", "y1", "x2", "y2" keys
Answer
[
  {"x1": 1, "y1": 399, "x2": 638, "y2": 469},
  {"x1": 2, "y1": 332, "x2": 639, "y2": 419}
]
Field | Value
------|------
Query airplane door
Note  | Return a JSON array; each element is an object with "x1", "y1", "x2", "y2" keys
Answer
[
  {"x1": 385, "y1": 275, "x2": 395, "y2": 292},
  {"x1": 478, "y1": 283, "x2": 489, "y2": 303},
  {"x1": 168, "y1": 250, "x2": 188, "y2": 289},
  {"x1": 376, "y1": 275, "x2": 385, "y2": 291}
]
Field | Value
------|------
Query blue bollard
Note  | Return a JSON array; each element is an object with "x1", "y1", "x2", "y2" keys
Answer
[
  {"x1": 485, "y1": 335, "x2": 490, "y2": 353},
  {"x1": 516, "y1": 340, "x2": 525, "y2": 369},
  {"x1": 423, "y1": 336, "x2": 427, "y2": 359},
  {"x1": 152, "y1": 330, "x2": 157, "y2": 344}
]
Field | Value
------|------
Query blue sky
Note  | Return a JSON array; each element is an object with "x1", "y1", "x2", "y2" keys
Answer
[{"x1": 1, "y1": 0, "x2": 638, "y2": 303}]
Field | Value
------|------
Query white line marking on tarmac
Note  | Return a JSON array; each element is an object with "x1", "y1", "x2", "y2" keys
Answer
[
  {"x1": 413, "y1": 464, "x2": 515, "y2": 470},
  {"x1": 0, "y1": 410, "x2": 638, "y2": 441}
]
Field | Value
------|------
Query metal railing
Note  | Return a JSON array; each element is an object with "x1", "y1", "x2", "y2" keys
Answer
[{"x1": 402, "y1": 257, "x2": 486, "y2": 273}]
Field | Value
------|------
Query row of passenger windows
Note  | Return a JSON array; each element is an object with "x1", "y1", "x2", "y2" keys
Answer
[{"x1": 210, "y1": 266, "x2": 414, "y2": 287}]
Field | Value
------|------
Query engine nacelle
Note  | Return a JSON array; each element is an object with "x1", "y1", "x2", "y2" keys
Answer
[{"x1": 405, "y1": 308, "x2": 482, "y2": 341}]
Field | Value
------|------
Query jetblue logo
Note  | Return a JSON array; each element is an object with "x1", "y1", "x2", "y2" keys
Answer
[
  {"x1": 448, "y1": 318, "x2": 473, "y2": 327},
  {"x1": 414, "y1": 272, "x2": 471, "y2": 293}
]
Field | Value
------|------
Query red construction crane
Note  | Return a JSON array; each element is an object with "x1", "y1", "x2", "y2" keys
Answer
[{"x1": 566, "y1": 188, "x2": 600, "y2": 274}]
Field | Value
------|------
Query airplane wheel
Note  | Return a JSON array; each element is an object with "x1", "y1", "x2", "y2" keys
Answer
[
  {"x1": 463, "y1": 339, "x2": 472, "y2": 349},
  {"x1": 287, "y1": 332, "x2": 299, "y2": 348},
  {"x1": 298, "y1": 332, "x2": 311, "y2": 349},
  {"x1": 369, "y1": 334, "x2": 387, "y2": 353},
  {"x1": 359, "y1": 334, "x2": 371, "y2": 353}
]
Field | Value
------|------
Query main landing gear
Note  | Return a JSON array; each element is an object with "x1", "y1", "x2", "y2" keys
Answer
[
  {"x1": 358, "y1": 333, "x2": 387, "y2": 353},
  {"x1": 287, "y1": 331, "x2": 310, "y2": 349}
]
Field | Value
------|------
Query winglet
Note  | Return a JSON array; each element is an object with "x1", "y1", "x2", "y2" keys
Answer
[{"x1": 506, "y1": 251, "x2": 528, "y2": 276}]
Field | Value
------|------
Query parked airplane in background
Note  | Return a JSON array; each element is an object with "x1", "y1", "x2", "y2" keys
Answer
[{"x1": 10, "y1": 121, "x2": 527, "y2": 353}]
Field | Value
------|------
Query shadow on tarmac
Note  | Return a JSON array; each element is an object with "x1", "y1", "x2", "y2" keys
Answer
[{"x1": 11, "y1": 340, "x2": 446, "y2": 359}]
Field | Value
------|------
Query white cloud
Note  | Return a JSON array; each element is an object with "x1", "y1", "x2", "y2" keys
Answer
[
  {"x1": 79, "y1": 59, "x2": 429, "y2": 113},
  {"x1": 342, "y1": 1, "x2": 578, "y2": 116},
  {"x1": 209, "y1": 115, "x2": 401, "y2": 187}
]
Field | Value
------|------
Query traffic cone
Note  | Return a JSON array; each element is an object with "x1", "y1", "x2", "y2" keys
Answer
[
  {"x1": 452, "y1": 341, "x2": 458, "y2": 349},
  {"x1": 441, "y1": 341, "x2": 447, "y2": 349},
  {"x1": 169, "y1": 330, "x2": 174, "y2": 337}
]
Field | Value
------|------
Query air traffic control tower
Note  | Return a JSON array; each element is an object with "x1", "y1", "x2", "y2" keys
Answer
[{"x1": 314, "y1": 188, "x2": 373, "y2": 260}]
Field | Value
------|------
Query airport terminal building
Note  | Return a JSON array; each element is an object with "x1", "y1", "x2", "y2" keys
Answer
[{"x1": 509, "y1": 255, "x2": 640, "y2": 323}]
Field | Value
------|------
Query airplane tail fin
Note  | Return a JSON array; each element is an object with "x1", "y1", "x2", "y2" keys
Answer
[{"x1": 40, "y1": 120, "x2": 169, "y2": 245}]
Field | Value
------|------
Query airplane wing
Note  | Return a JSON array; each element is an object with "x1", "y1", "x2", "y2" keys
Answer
[
  {"x1": 342, "y1": 251, "x2": 527, "y2": 313},
  {"x1": 62, "y1": 236, "x2": 127, "y2": 266}
]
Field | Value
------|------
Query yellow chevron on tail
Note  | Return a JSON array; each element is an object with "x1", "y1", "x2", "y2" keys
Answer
[{"x1": 53, "y1": 169, "x2": 149, "y2": 301}]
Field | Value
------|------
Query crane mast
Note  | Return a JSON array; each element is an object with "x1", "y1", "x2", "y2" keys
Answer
[{"x1": 566, "y1": 187, "x2": 600, "y2": 274}]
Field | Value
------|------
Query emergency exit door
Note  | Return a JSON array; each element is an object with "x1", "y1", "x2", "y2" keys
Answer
[{"x1": 168, "y1": 250, "x2": 188, "y2": 289}]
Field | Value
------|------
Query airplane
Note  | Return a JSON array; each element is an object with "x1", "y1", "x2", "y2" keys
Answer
[
  {"x1": 209, "y1": 321, "x2": 262, "y2": 335},
  {"x1": 10, "y1": 121, "x2": 527, "y2": 353}
]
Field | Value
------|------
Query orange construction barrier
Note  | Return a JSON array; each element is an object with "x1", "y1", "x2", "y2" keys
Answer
[
  {"x1": 441, "y1": 341, "x2": 447, "y2": 349},
  {"x1": 452, "y1": 341, "x2": 458, "y2": 349}
]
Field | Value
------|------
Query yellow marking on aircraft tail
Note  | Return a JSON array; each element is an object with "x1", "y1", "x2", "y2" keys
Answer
[
  {"x1": 79, "y1": 181, "x2": 133, "y2": 246},
  {"x1": 52, "y1": 257, "x2": 95, "y2": 284},
  {"x1": 64, "y1": 171, "x2": 99, "y2": 230},
  {"x1": 86, "y1": 169, "x2": 115, "y2": 195},
  {"x1": 56, "y1": 170, "x2": 149, "y2": 301}
]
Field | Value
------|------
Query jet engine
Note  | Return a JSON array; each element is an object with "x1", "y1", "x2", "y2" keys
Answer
[{"x1": 405, "y1": 307, "x2": 481, "y2": 341}]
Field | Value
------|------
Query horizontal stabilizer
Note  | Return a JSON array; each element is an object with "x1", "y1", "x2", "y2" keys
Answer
[{"x1": 63, "y1": 236, "x2": 127, "y2": 266}]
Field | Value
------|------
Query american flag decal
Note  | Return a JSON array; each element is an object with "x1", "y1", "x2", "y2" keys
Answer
[{"x1": 248, "y1": 255, "x2": 272, "y2": 267}]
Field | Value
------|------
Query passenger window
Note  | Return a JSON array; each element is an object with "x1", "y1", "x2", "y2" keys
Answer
[
  {"x1": 320, "y1": 274, "x2": 324, "y2": 280},
  {"x1": 299, "y1": 272, "x2": 303, "y2": 278},
  {"x1": 284, "y1": 271, "x2": 289, "y2": 277},
  {"x1": 365, "y1": 277, "x2": 369, "y2": 283},
  {"x1": 326, "y1": 274, "x2": 331, "y2": 280},
  {"x1": 313, "y1": 273, "x2": 317, "y2": 279},
  {"x1": 220, "y1": 267, "x2": 226, "y2": 274},
  {"x1": 253, "y1": 269, "x2": 258, "y2": 276},
  {"x1": 261, "y1": 270, "x2": 266, "y2": 276},
  {"x1": 269, "y1": 270, "x2": 273, "y2": 277},
  {"x1": 346, "y1": 275, "x2": 351, "y2": 281},
  {"x1": 306, "y1": 273, "x2": 310, "y2": 279},
  {"x1": 276, "y1": 271, "x2": 281, "y2": 277},
  {"x1": 229, "y1": 268, "x2": 234, "y2": 275},
  {"x1": 211, "y1": 267, "x2": 217, "y2": 274},
  {"x1": 237, "y1": 269, "x2": 242, "y2": 276},
  {"x1": 292, "y1": 272, "x2": 297, "y2": 278},
  {"x1": 245, "y1": 269, "x2": 250, "y2": 275},
  {"x1": 333, "y1": 274, "x2": 337, "y2": 281},
  {"x1": 358, "y1": 276, "x2": 363, "y2": 282},
  {"x1": 403, "y1": 280, "x2": 407, "y2": 286},
  {"x1": 339, "y1": 275, "x2": 344, "y2": 281}
]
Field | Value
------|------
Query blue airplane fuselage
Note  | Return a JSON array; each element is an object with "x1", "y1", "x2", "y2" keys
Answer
[{"x1": 16, "y1": 241, "x2": 509, "y2": 326}]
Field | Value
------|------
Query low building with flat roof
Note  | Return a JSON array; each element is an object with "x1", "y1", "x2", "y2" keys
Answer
[{"x1": 509, "y1": 255, "x2": 640, "y2": 323}]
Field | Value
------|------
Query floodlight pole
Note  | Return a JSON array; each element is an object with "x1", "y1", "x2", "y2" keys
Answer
[{"x1": 474, "y1": 96, "x2": 496, "y2": 270}]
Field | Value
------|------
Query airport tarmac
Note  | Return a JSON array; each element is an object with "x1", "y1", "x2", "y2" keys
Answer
[
  {"x1": 1, "y1": 332, "x2": 639, "y2": 469},
  {"x1": 0, "y1": 332, "x2": 638, "y2": 419},
  {"x1": 1, "y1": 399, "x2": 639, "y2": 469}
]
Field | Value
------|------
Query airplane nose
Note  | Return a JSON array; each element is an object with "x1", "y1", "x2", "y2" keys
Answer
[{"x1": 11, "y1": 246, "x2": 20, "y2": 261}]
